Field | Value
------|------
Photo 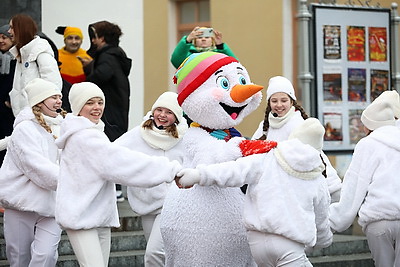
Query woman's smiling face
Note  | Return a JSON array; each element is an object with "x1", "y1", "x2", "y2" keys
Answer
[
  {"x1": 79, "y1": 97, "x2": 104, "y2": 124},
  {"x1": 269, "y1": 92, "x2": 293, "y2": 117},
  {"x1": 153, "y1": 107, "x2": 176, "y2": 128}
]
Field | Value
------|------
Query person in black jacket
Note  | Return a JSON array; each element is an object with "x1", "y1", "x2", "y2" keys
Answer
[
  {"x1": 79, "y1": 21, "x2": 132, "y2": 201},
  {"x1": 0, "y1": 24, "x2": 16, "y2": 166}
]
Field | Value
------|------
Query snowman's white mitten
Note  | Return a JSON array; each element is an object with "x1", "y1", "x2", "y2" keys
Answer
[{"x1": 177, "y1": 168, "x2": 201, "y2": 188}]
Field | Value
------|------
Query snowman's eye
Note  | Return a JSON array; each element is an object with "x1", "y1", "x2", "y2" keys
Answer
[
  {"x1": 216, "y1": 76, "x2": 230, "y2": 90},
  {"x1": 239, "y1": 75, "x2": 247, "y2": 85}
]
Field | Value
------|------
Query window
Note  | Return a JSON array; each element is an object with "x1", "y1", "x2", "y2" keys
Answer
[{"x1": 176, "y1": 0, "x2": 210, "y2": 41}]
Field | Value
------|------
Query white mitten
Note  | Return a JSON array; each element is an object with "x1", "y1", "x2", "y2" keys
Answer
[{"x1": 177, "y1": 168, "x2": 201, "y2": 188}]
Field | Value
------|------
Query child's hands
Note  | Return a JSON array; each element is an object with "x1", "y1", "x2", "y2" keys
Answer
[
  {"x1": 239, "y1": 140, "x2": 277, "y2": 157},
  {"x1": 175, "y1": 168, "x2": 201, "y2": 189}
]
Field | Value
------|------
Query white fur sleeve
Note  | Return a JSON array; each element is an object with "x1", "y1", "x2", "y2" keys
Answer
[
  {"x1": 0, "y1": 136, "x2": 10, "y2": 151},
  {"x1": 196, "y1": 153, "x2": 265, "y2": 187}
]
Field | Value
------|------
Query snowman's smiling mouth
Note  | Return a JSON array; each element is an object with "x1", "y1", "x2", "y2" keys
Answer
[{"x1": 220, "y1": 102, "x2": 247, "y2": 120}]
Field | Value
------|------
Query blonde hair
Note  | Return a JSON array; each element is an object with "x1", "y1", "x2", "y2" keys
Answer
[{"x1": 32, "y1": 106, "x2": 67, "y2": 139}]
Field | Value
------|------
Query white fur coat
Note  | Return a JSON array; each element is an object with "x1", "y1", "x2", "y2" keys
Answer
[{"x1": 55, "y1": 114, "x2": 181, "y2": 230}]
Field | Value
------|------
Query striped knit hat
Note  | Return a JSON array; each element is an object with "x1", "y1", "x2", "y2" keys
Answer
[{"x1": 173, "y1": 52, "x2": 238, "y2": 106}]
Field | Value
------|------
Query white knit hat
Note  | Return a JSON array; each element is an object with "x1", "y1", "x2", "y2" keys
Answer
[
  {"x1": 373, "y1": 90, "x2": 400, "y2": 119},
  {"x1": 266, "y1": 76, "x2": 297, "y2": 101},
  {"x1": 288, "y1": 118, "x2": 325, "y2": 151},
  {"x1": 69, "y1": 82, "x2": 105, "y2": 115},
  {"x1": 361, "y1": 100, "x2": 395, "y2": 131},
  {"x1": 151, "y1": 91, "x2": 184, "y2": 123},
  {"x1": 25, "y1": 78, "x2": 62, "y2": 107}
]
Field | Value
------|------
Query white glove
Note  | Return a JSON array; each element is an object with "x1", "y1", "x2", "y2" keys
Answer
[{"x1": 177, "y1": 168, "x2": 201, "y2": 188}]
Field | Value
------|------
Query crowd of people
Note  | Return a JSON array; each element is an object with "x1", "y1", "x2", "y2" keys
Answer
[{"x1": 0, "y1": 13, "x2": 399, "y2": 267}]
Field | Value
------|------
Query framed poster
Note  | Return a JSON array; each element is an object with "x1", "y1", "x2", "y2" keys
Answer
[{"x1": 311, "y1": 4, "x2": 391, "y2": 151}]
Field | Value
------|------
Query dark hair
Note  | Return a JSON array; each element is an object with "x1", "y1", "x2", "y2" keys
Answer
[
  {"x1": 320, "y1": 154, "x2": 327, "y2": 178},
  {"x1": 258, "y1": 97, "x2": 309, "y2": 140},
  {"x1": 142, "y1": 118, "x2": 179, "y2": 138},
  {"x1": 11, "y1": 14, "x2": 37, "y2": 53},
  {"x1": 90, "y1": 21, "x2": 122, "y2": 46}
]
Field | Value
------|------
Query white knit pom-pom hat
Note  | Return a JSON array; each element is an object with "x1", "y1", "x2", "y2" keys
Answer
[
  {"x1": 266, "y1": 76, "x2": 296, "y2": 101},
  {"x1": 69, "y1": 82, "x2": 105, "y2": 115},
  {"x1": 288, "y1": 118, "x2": 325, "y2": 151},
  {"x1": 361, "y1": 100, "x2": 395, "y2": 131},
  {"x1": 25, "y1": 78, "x2": 62, "y2": 107}
]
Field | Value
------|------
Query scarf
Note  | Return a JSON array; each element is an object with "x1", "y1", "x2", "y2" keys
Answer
[
  {"x1": 190, "y1": 122, "x2": 241, "y2": 142},
  {"x1": 43, "y1": 114, "x2": 64, "y2": 138},
  {"x1": 140, "y1": 112, "x2": 188, "y2": 150},
  {"x1": 0, "y1": 51, "x2": 12, "y2": 74},
  {"x1": 269, "y1": 106, "x2": 296, "y2": 129},
  {"x1": 93, "y1": 120, "x2": 105, "y2": 132},
  {"x1": 274, "y1": 147, "x2": 324, "y2": 180},
  {"x1": 195, "y1": 44, "x2": 216, "y2": 53}
]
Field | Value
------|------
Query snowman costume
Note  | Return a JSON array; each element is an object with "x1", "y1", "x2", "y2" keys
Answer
[{"x1": 161, "y1": 52, "x2": 266, "y2": 266}]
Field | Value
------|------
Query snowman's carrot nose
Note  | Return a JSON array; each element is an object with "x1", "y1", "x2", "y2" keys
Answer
[{"x1": 230, "y1": 84, "x2": 264, "y2": 103}]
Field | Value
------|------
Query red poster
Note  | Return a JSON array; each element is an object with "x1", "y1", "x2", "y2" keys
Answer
[
  {"x1": 347, "y1": 26, "x2": 365, "y2": 61},
  {"x1": 369, "y1": 27, "x2": 387, "y2": 62}
]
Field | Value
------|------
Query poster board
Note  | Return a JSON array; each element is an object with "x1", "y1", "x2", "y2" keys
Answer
[{"x1": 311, "y1": 4, "x2": 391, "y2": 151}]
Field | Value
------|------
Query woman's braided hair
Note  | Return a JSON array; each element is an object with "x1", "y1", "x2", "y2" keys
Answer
[
  {"x1": 258, "y1": 98, "x2": 309, "y2": 140},
  {"x1": 32, "y1": 106, "x2": 67, "y2": 139}
]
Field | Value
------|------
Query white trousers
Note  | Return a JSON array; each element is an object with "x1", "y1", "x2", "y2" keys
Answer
[
  {"x1": 364, "y1": 220, "x2": 400, "y2": 267},
  {"x1": 247, "y1": 230, "x2": 313, "y2": 267},
  {"x1": 3, "y1": 209, "x2": 61, "y2": 267},
  {"x1": 66, "y1": 227, "x2": 111, "y2": 267},
  {"x1": 141, "y1": 214, "x2": 165, "y2": 267}
]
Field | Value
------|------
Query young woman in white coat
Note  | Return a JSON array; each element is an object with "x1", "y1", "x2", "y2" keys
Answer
[
  {"x1": 55, "y1": 82, "x2": 182, "y2": 267},
  {"x1": 115, "y1": 91, "x2": 187, "y2": 266},
  {"x1": 0, "y1": 78, "x2": 65, "y2": 267},
  {"x1": 177, "y1": 118, "x2": 333, "y2": 267},
  {"x1": 252, "y1": 76, "x2": 342, "y2": 202},
  {"x1": 7, "y1": 14, "x2": 62, "y2": 116},
  {"x1": 329, "y1": 97, "x2": 400, "y2": 267}
]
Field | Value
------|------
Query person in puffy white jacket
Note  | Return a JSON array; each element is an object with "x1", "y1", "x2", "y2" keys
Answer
[
  {"x1": 178, "y1": 118, "x2": 332, "y2": 267},
  {"x1": 252, "y1": 76, "x2": 342, "y2": 203},
  {"x1": 330, "y1": 96, "x2": 400, "y2": 267},
  {"x1": 0, "y1": 78, "x2": 65, "y2": 267},
  {"x1": 55, "y1": 82, "x2": 182, "y2": 267},
  {"x1": 114, "y1": 91, "x2": 187, "y2": 267},
  {"x1": 8, "y1": 14, "x2": 62, "y2": 116}
]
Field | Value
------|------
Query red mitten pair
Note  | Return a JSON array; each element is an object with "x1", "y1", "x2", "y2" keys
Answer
[{"x1": 239, "y1": 140, "x2": 277, "y2": 157}]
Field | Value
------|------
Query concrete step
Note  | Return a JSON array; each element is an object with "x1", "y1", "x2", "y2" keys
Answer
[
  {"x1": 308, "y1": 234, "x2": 373, "y2": 266},
  {"x1": 0, "y1": 201, "x2": 146, "y2": 266},
  {"x1": 310, "y1": 253, "x2": 373, "y2": 266},
  {"x1": 0, "y1": 249, "x2": 146, "y2": 267},
  {"x1": 0, "y1": 202, "x2": 375, "y2": 267}
]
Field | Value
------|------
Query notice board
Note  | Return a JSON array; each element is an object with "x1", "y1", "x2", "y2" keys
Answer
[{"x1": 311, "y1": 4, "x2": 391, "y2": 151}]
